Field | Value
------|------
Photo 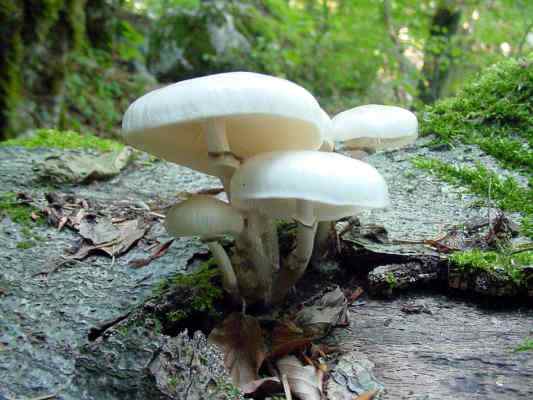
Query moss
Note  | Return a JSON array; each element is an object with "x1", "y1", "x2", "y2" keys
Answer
[
  {"x1": 16, "y1": 240, "x2": 35, "y2": 250},
  {"x1": 0, "y1": 129, "x2": 123, "y2": 152},
  {"x1": 450, "y1": 249, "x2": 532, "y2": 286},
  {"x1": 515, "y1": 338, "x2": 533, "y2": 353},
  {"x1": 412, "y1": 156, "x2": 533, "y2": 239},
  {"x1": 154, "y1": 259, "x2": 223, "y2": 326},
  {"x1": 420, "y1": 55, "x2": 533, "y2": 172},
  {"x1": 385, "y1": 272, "x2": 398, "y2": 289},
  {"x1": 0, "y1": 192, "x2": 43, "y2": 226}
]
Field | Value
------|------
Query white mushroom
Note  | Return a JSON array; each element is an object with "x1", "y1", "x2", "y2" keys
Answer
[
  {"x1": 122, "y1": 72, "x2": 326, "y2": 303},
  {"x1": 231, "y1": 150, "x2": 389, "y2": 301},
  {"x1": 122, "y1": 72, "x2": 325, "y2": 192},
  {"x1": 165, "y1": 195, "x2": 244, "y2": 301},
  {"x1": 331, "y1": 104, "x2": 418, "y2": 151}
]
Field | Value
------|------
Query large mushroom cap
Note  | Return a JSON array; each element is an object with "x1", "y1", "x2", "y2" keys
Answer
[
  {"x1": 231, "y1": 150, "x2": 389, "y2": 224},
  {"x1": 122, "y1": 72, "x2": 324, "y2": 174},
  {"x1": 332, "y1": 104, "x2": 418, "y2": 150},
  {"x1": 165, "y1": 195, "x2": 244, "y2": 240}
]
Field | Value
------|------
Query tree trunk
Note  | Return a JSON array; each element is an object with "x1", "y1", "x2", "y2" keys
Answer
[
  {"x1": 417, "y1": 3, "x2": 462, "y2": 104},
  {"x1": 0, "y1": 0, "x2": 87, "y2": 140}
]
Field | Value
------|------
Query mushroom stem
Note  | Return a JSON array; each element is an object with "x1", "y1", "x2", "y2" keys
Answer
[
  {"x1": 294, "y1": 200, "x2": 318, "y2": 264},
  {"x1": 245, "y1": 211, "x2": 274, "y2": 302},
  {"x1": 272, "y1": 201, "x2": 317, "y2": 303},
  {"x1": 206, "y1": 241, "x2": 240, "y2": 303},
  {"x1": 204, "y1": 119, "x2": 240, "y2": 200},
  {"x1": 313, "y1": 221, "x2": 336, "y2": 261}
]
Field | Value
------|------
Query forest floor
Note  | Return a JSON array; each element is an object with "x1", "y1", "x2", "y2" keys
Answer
[{"x1": 0, "y1": 136, "x2": 531, "y2": 400}]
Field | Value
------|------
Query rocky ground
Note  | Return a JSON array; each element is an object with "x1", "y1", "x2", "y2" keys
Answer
[{"x1": 0, "y1": 140, "x2": 531, "y2": 399}]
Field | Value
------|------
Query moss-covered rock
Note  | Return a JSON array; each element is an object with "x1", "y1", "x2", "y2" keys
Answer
[
  {"x1": 421, "y1": 55, "x2": 533, "y2": 176},
  {"x1": 421, "y1": 55, "x2": 533, "y2": 145}
]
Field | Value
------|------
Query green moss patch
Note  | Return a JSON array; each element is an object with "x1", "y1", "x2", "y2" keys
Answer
[
  {"x1": 450, "y1": 249, "x2": 532, "y2": 287},
  {"x1": 162, "y1": 260, "x2": 223, "y2": 318},
  {"x1": 412, "y1": 157, "x2": 532, "y2": 238},
  {"x1": 0, "y1": 129, "x2": 123, "y2": 152},
  {"x1": 0, "y1": 192, "x2": 42, "y2": 226},
  {"x1": 421, "y1": 55, "x2": 533, "y2": 172},
  {"x1": 515, "y1": 338, "x2": 533, "y2": 353},
  {"x1": 1, "y1": 192, "x2": 46, "y2": 249}
]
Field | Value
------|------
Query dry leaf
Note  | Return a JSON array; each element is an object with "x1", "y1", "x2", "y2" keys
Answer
[
  {"x1": 208, "y1": 313, "x2": 266, "y2": 389},
  {"x1": 347, "y1": 287, "x2": 364, "y2": 304},
  {"x1": 79, "y1": 216, "x2": 121, "y2": 245},
  {"x1": 269, "y1": 320, "x2": 315, "y2": 359},
  {"x1": 353, "y1": 389, "x2": 379, "y2": 400},
  {"x1": 276, "y1": 355, "x2": 323, "y2": 400},
  {"x1": 129, "y1": 239, "x2": 174, "y2": 268},
  {"x1": 240, "y1": 376, "x2": 282, "y2": 397},
  {"x1": 71, "y1": 218, "x2": 147, "y2": 259}
]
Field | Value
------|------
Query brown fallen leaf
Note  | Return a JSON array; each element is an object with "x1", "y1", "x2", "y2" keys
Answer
[
  {"x1": 129, "y1": 239, "x2": 174, "y2": 268},
  {"x1": 240, "y1": 376, "x2": 282, "y2": 397},
  {"x1": 276, "y1": 355, "x2": 323, "y2": 400},
  {"x1": 269, "y1": 320, "x2": 315, "y2": 359},
  {"x1": 208, "y1": 313, "x2": 266, "y2": 389},
  {"x1": 353, "y1": 389, "x2": 379, "y2": 400},
  {"x1": 347, "y1": 287, "x2": 364, "y2": 304},
  {"x1": 71, "y1": 218, "x2": 147, "y2": 259}
]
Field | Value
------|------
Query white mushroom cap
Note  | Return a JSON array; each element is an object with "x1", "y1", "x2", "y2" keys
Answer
[
  {"x1": 165, "y1": 195, "x2": 244, "y2": 240},
  {"x1": 230, "y1": 150, "x2": 389, "y2": 225},
  {"x1": 122, "y1": 72, "x2": 324, "y2": 174},
  {"x1": 331, "y1": 104, "x2": 418, "y2": 150}
]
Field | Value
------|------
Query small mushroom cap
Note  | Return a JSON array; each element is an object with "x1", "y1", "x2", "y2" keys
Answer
[
  {"x1": 122, "y1": 72, "x2": 324, "y2": 174},
  {"x1": 165, "y1": 195, "x2": 244, "y2": 240},
  {"x1": 332, "y1": 104, "x2": 418, "y2": 150},
  {"x1": 231, "y1": 150, "x2": 389, "y2": 224}
]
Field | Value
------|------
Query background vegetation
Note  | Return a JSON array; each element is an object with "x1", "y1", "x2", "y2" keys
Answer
[{"x1": 1, "y1": 0, "x2": 532, "y2": 140}]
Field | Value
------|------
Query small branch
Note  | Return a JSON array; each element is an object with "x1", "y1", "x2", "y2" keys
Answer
[{"x1": 88, "y1": 310, "x2": 132, "y2": 341}]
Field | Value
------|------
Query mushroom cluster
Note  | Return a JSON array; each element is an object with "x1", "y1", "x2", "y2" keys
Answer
[{"x1": 122, "y1": 72, "x2": 417, "y2": 306}]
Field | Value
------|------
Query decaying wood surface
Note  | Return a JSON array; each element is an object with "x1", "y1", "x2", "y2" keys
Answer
[{"x1": 330, "y1": 294, "x2": 533, "y2": 399}]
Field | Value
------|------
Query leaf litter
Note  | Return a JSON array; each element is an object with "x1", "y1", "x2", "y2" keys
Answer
[{"x1": 208, "y1": 286, "x2": 353, "y2": 399}]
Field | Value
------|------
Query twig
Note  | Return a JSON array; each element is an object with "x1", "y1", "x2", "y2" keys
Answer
[
  {"x1": 88, "y1": 311, "x2": 132, "y2": 341},
  {"x1": 25, "y1": 394, "x2": 57, "y2": 400},
  {"x1": 511, "y1": 246, "x2": 533, "y2": 255},
  {"x1": 281, "y1": 374, "x2": 292, "y2": 400}
]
